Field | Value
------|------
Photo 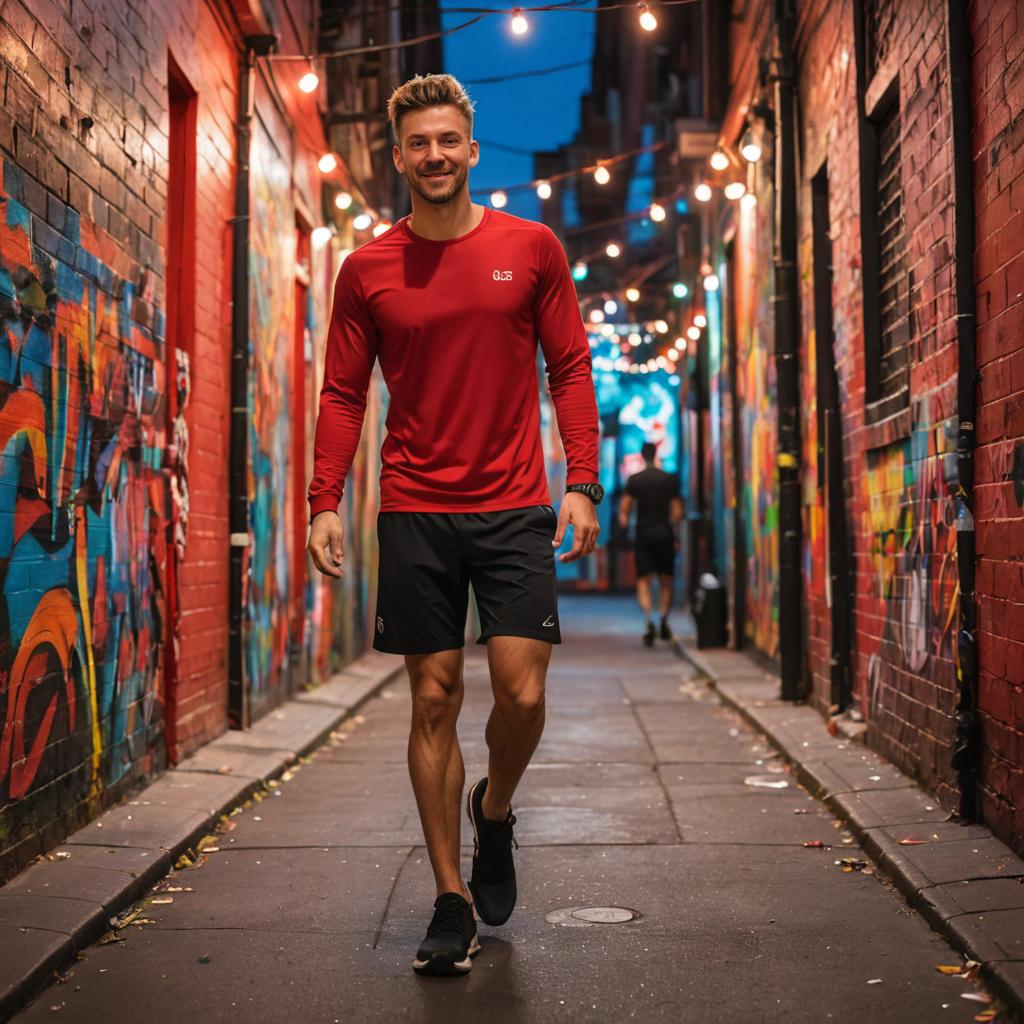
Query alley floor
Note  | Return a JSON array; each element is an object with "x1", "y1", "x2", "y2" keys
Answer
[{"x1": 19, "y1": 597, "x2": 995, "y2": 1023}]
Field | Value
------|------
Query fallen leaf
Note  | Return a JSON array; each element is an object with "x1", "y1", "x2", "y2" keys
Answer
[
  {"x1": 867, "y1": 978, "x2": 883, "y2": 985},
  {"x1": 973, "y1": 1010, "x2": 997, "y2": 1022},
  {"x1": 744, "y1": 776, "x2": 789, "y2": 789},
  {"x1": 935, "y1": 965, "x2": 964, "y2": 975},
  {"x1": 961, "y1": 993, "x2": 992, "y2": 1004},
  {"x1": 803, "y1": 840, "x2": 828, "y2": 848},
  {"x1": 110, "y1": 906, "x2": 144, "y2": 930},
  {"x1": 149, "y1": 897, "x2": 174, "y2": 905},
  {"x1": 216, "y1": 765, "x2": 232, "y2": 775},
  {"x1": 196, "y1": 835, "x2": 220, "y2": 853},
  {"x1": 898, "y1": 838, "x2": 927, "y2": 846},
  {"x1": 98, "y1": 931, "x2": 124, "y2": 946}
]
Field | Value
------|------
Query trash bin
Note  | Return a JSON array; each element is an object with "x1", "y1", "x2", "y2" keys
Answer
[{"x1": 693, "y1": 572, "x2": 728, "y2": 648}]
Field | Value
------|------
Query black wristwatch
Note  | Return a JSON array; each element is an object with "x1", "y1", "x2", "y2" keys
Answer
[{"x1": 566, "y1": 482, "x2": 605, "y2": 505}]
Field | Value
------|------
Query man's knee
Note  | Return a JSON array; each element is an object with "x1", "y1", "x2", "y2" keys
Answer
[
  {"x1": 408, "y1": 657, "x2": 463, "y2": 729},
  {"x1": 497, "y1": 683, "x2": 545, "y2": 724}
]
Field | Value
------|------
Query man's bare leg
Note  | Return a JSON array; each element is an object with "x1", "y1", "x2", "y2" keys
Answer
[
  {"x1": 480, "y1": 636, "x2": 551, "y2": 821},
  {"x1": 406, "y1": 648, "x2": 470, "y2": 899},
  {"x1": 636, "y1": 574, "x2": 653, "y2": 622},
  {"x1": 658, "y1": 573, "x2": 673, "y2": 617}
]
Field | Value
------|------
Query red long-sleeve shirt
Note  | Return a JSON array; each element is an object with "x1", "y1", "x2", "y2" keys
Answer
[{"x1": 308, "y1": 208, "x2": 599, "y2": 517}]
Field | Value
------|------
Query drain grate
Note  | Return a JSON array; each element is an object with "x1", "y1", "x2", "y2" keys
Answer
[{"x1": 545, "y1": 906, "x2": 640, "y2": 927}]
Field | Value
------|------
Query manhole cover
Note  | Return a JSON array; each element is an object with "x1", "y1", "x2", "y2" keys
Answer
[{"x1": 545, "y1": 906, "x2": 640, "y2": 927}]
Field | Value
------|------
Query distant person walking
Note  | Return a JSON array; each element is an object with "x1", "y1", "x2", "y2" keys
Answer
[{"x1": 618, "y1": 442, "x2": 683, "y2": 645}]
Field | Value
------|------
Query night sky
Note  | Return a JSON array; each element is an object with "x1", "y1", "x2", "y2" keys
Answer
[{"x1": 440, "y1": 3, "x2": 596, "y2": 223}]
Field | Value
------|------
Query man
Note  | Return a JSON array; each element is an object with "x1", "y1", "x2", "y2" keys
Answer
[
  {"x1": 618, "y1": 441, "x2": 683, "y2": 645},
  {"x1": 306, "y1": 74, "x2": 603, "y2": 976}
]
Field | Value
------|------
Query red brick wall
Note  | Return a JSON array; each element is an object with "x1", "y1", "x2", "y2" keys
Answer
[{"x1": 970, "y1": 0, "x2": 1024, "y2": 853}]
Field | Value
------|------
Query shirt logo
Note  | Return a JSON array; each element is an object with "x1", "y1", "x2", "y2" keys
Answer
[
  {"x1": 542, "y1": 614, "x2": 556, "y2": 627},
  {"x1": 492, "y1": 269, "x2": 513, "y2": 281},
  {"x1": 376, "y1": 616, "x2": 384, "y2": 634}
]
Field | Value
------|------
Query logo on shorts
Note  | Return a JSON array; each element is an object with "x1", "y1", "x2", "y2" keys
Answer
[
  {"x1": 542, "y1": 614, "x2": 556, "y2": 628},
  {"x1": 376, "y1": 616, "x2": 384, "y2": 634},
  {"x1": 492, "y1": 269, "x2": 513, "y2": 281}
]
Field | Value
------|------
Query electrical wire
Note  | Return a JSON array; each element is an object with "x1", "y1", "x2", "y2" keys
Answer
[{"x1": 463, "y1": 57, "x2": 590, "y2": 85}]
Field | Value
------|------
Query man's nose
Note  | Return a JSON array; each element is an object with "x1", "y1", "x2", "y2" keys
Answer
[{"x1": 426, "y1": 142, "x2": 444, "y2": 163}]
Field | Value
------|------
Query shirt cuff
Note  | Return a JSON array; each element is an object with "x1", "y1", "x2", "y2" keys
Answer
[{"x1": 308, "y1": 495, "x2": 342, "y2": 522}]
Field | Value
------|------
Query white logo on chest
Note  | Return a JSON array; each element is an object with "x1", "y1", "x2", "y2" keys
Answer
[{"x1": 492, "y1": 269, "x2": 513, "y2": 281}]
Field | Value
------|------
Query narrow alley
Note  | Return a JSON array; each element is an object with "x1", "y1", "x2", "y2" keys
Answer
[{"x1": 15, "y1": 599, "x2": 999, "y2": 1022}]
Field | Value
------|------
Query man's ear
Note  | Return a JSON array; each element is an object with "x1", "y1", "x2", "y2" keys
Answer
[
  {"x1": 468, "y1": 139, "x2": 480, "y2": 168},
  {"x1": 392, "y1": 143, "x2": 404, "y2": 174}
]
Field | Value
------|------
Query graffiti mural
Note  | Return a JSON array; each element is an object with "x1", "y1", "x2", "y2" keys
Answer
[
  {"x1": 0, "y1": 158, "x2": 166, "y2": 868},
  {"x1": 245, "y1": 106, "x2": 296, "y2": 714}
]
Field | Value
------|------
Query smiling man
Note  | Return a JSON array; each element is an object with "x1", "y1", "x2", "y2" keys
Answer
[{"x1": 306, "y1": 74, "x2": 602, "y2": 975}]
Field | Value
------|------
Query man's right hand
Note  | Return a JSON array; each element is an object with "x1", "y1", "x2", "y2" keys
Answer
[{"x1": 308, "y1": 510, "x2": 345, "y2": 578}]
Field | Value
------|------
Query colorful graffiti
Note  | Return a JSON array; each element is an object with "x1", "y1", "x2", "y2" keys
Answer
[
  {"x1": 245, "y1": 107, "x2": 296, "y2": 714},
  {"x1": 0, "y1": 158, "x2": 166, "y2": 863}
]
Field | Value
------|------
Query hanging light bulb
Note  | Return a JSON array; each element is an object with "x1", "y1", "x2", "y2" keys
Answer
[
  {"x1": 318, "y1": 153, "x2": 338, "y2": 174},
  {"x1": 372, "y1": 221, "x2": 392, "y2": 238},
  {"x1": 667, "y1": 348, "x2": 679, "y2": 361},
  {"x1": 674, "y1": 337, "x2": 685, "y2": 350},
  {"x1": 536, "y1": 180, "x2": 552, "y2": 200},
  {"x1": 703, "y1": 273, "x2": 720, "y2": 292},
  {"x1": 311, "y1": 226, "x2": 332, "y2": 247},
  {"x1": 511, "y1": 8, "x2": 529, "y2": 35},
  {"x1": 694, "y1": 183, "x2": 712, "y2": 203},
  {"x1": 604, "y1": 298, "x2": 618, "y2": 315},
  {"x1": 724, "y1": 181, "x2": 746, "y2": 200},
  {"x1": 352, "y1": 213, "x2": 373, "y2": 231},
  {"x1": 638, "y1": 3, "x2": 658, "y2": 31},
  {"x1": 672, "y1": 282, "x2": 688, "y2": 299},
  {"x1": 299, "y1": 70, "x2": 320, "y2": 94},
  {"x1": 601, "y1": 322, "x2": 616, "y2": 336},
  {"x1": 741, "y1": 128, "x2": 762, "y2": 163},
  {"x1": 649, "y1": 202, "x2": 666, "y2": 222},
  {"x1": 628, "y1": 332, "x2": 642, "y2": 347},
  {"x1": 589, "y1": 308, "x2": 605, "y2": 324},
  {"x1": 594, "y1": 164, "x2": 611, "y2": 185},
  {"x1": 741, "y1": 191, "x2": 757, "y2": 211},
  {"x1": 654, "y1": 319, "x2": 669, "y2": 334},
  {"x1": 687, "y1": 325, "x2": 701, "y2": 340},
  {"x1": 335, "y1": 191, "x2": 353, "y2": 210},
  {"x1": 694, "y1": 314, "x2": 707, "y2": 328},
  {"x1": 491, "y1": 190, "x2": 508, "y2": 208},
  {"x1": 710, "y1": 149, "x2": 730, "y2": 171},
  {"x1": 605, "y1": 242, "x2": 621, "y2": 258},
  {"x1": 625, "y1": 286, "x2": 640, "y2": 303},
  {"x1": 572, "y1": 261, "x2": 589, "y2": 281}
]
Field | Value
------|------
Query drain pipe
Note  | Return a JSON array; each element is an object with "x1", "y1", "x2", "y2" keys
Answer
[
  {"x1": 770, "y1": 0, "x2": 804, "y2": 700},
  {"x1": 946, "y1": 0, "x2": 978, "y2": 821}
]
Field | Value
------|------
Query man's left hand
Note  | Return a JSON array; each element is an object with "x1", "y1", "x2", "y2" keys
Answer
[{"x1": 552, "y1": 491, "x2": 601, "y2": 563}]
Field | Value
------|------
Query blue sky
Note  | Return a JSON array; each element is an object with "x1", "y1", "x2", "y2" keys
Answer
[{"x1": 440, "y1": 3, "x2": 596, "y2": 222}]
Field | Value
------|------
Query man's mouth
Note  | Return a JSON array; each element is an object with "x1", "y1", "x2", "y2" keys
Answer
[{"x1": 422, "y1": 170, "x2": 451, "y2": 180}]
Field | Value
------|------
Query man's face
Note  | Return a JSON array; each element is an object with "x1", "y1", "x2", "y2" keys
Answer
[{"x1": 393, "y1": 105, "x2": 478, "y2": 206}]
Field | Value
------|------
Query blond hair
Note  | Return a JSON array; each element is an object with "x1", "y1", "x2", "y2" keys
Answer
[{"x1": 387, "y1": 74, "x2": 475, "y2": 142}]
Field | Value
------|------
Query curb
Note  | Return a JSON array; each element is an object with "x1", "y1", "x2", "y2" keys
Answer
[
  {"x1": 0, "y1": 651, "x2": 404, "y2": 1020},
  {"x1": 677, "y1": 642, "x2": 1024, "y2": 1020}
]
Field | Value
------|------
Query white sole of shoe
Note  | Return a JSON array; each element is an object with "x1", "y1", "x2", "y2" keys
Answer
[{"x1": 412, "y1": 935, "x2": 481, "y2": 974}]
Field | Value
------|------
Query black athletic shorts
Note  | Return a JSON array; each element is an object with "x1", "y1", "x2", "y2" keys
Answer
[
  {"x1": 373, "y1": 504, "x2": 561, "y2": 655},
  {"x1": 634, "y1": 526, "x2": 676, "y2": 577}
]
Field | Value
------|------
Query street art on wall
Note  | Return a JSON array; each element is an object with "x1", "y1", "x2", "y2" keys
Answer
[
  {"x1": 0, "y1": 158, "x2": 166, "y2": 869},
  {"x1": 245, "y1": 107, "x2": 296, "y2": 715}
]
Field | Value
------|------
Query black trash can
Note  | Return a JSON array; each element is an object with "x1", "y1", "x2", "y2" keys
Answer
[{"x1": 693, "y1": 573, "x2": 729, "y2": 648}]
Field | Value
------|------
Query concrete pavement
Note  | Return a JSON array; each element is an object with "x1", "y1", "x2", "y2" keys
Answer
[{"x1": 14, "y1": 596, "x2": 1009, "y2": 1022}]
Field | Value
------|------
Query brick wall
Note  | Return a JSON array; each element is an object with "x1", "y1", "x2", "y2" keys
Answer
[{"x1": 970, "y1": 0, "x2": 1024, "y2": 853}]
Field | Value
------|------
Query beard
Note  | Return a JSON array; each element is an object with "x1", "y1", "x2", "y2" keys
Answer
[{"x1": 407, "y1": 162, "x2": 469, "y2": 206}]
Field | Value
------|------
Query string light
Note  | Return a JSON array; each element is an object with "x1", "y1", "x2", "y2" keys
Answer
[
  {"x1": 605, "y1": 242, "x2": 621, "y2": 257},
  {"x1": 710, "y1": 149, "x2": 730, "y2": 171},
  {"x1": 672, "y1": 282, "x2": 688, "y2": 298},
  {"x1": 649, "y1": 202, "x2": 666, "y2": 222},
  {"x1": 628, "y1": 332, "x2": 642, "y2": 347},
  {"x1": 694, "y1": 183, "x2": 712, "y2": 202},
  {"x1": 352, "y1": 213, "x2": 373, "y2": 231},
  {"x1": 373, "y1": 221, "x2": 392, "y2": 237},
  {"x1": 654, "y1": 319, "x2": 669, "y2": 334},
  {"x1": 694, "y1": 314, "x2": 707, "y2": 328},
  {"x1": 572, "y1": 260, "x2": 589, "y2": 281},
  {"x1": 594, "y1": 165, "x2": 611, "y2": 185},
  {"x1": 638, "y1": 3, "x2": 658, "y2": 31},
  {"x1": 740, "y1": 128, "x2": 762, "y2": 163},
  {"x1": 335, "y1": 191, "x2": 353, "y2": 210},
  {"x1": 604, "y1": 299, "x2": 618, "y2": 315},
  {"x1": 588, "y1": 308, "x2": 605, "y2": 324},
  {"x1": 298, "y1": 70, "x2": 319, "y2": 93},
  {"x1": 311, "y1": 226, "x2": 332, "y2": 246},
  {"x1": 318, "y1": 153, "x2": 338, "y2": 173},
  {"x1": 703, "y1": 273, "x2": 720, "y2": 292},
  {"x1": 491, "y1": 190, "x2": 508, "y2": 208},
  {"x1": 511, "y1": 8, "x2": 529, "y2": 34},
  {"x1": 740, "y1": 191, "x2": 757, "y2": 211},
  {"x1": 687, "y1": 325, "x2": 701, "y2": 340},
  {"x1": 626, "y1": 287, "x2": 640, "y2": 302},
  {"x1": 724, "y1": 181, "x2": 745, "y2": 200},
  {"x1": 536, "y1": 180, "x2": 552, "y2": 200}
]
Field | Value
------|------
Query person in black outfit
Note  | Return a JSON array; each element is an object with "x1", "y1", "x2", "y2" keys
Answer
[{"x1": 618, "y1": 441, "x2": 684, "y2": 645}]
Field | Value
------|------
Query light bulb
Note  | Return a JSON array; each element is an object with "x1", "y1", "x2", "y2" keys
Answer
[
  {"x1": 710, "y1": 149, "x2": 729, "y2": 171},
  {"x1": 687, "y1": 325, "x2": 701, "y2": 340},
  {"x1": 724, "y1": 181, "x2": 746, "y2": 200},
  {"x1": 674, "y1": 337, "x2": 685, "y2": 350},
  {"x1": 741, "y1": 191, "x2": 757, "y2": 211},
  {"x1": 656, "y1": 355, "x2": 668, "y2": 369},
  {"x1": 604, "y1": 299, "x2": 618, "y2": 315},
  {"x1": 654, "y1": 319, "x2": 668, "y2": 334},
  {"x1": 511, "y1": 9, "x2": 528, "y2": 34},
  {"x1": 594, "y1": 165, "x2": 611, "y2": 185},
  {"x1": 352, "y1": 213, "x2": 373, "y2": 231},
  {"x1": 649, "y1": 202, "x2": 666, "y2": 222},
  {"x1": 638, "y1": 4, "x2": 658, "y2": 31},
  {"x1": 372, "y1": 221, "x2": 392, "y2": 238},
  {"x1": 536, "y1": 180, "x2": 552, "y2": 200},
  {"x1": 298, "y1": 71, "x2": 319, "y2": 94},
  {"x1": 605, "y1": 242, "x2": 621, "y2": 258},
  {"x1": 625, "y1": 287, "x2": 640, "y2": 303},
  {"x1": 667, "y1": 348, "x2": 679, "y2": 361},
  {"x1": 572, "y1": 261, "x2": 588, "y2": 281},
  {"x1": 318, "y1": 153, "x2": 338, "y2": 174},
  {"x1": 335, "y1": 191, "x2": 353, "y2": 210},
  {"x1": 311, "y1": 226, "x2": 332, "y2": 247},
  {"x1": 491, "y1": 190, "x2": 508, "y2": 209},
  {"x1": 589, "y1": 308, "x2": 605, "y2": 324},
  {"x1": 601, "y1": 323, "x2": 616, "y2": 336},
  {"x1": 703, "y1": 273, "x2": 720, "y2": 292},
  {"x1": 694, "y1": 314, "x2": 707, "y2": 328},
  {"x1": 672, "y1": 282, "x2": 688, "y2": 299},
  {"x1": 628, "y1": 332, "x2": 642, "y2": 347},
  {"x1": 740, "y1": 129, "x2": 762, "y2": 163},
  {"x1": 694, "y1": 183, "x2": 712, "y2": 202}
]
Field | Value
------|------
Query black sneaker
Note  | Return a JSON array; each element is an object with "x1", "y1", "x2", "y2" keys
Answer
[
  {"x1": 643, "y1": 622, "x2": 657, "y2": 647},
  {"x1": 660, "y1": 618, "x2": 673, "y2": 641},
  {"x1": 467, "y1": 778, "x2": 518, "y2": 926},
  {"x1": 412, "y1": 892, "x2": 480, "y2": 976}
]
